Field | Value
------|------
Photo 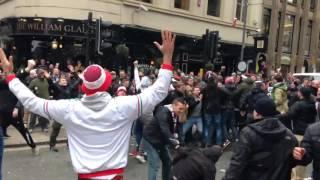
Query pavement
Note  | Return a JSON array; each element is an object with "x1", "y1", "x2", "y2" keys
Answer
[
  {"x1": 2, "y1": 145, "x2": 232, "y2": 180},
  {"x1": 4, "y1": 125, "x2": 67, "y2": 148},
  {"x1": 2, "y1": 127, "x2": 312, "y2": 180}
]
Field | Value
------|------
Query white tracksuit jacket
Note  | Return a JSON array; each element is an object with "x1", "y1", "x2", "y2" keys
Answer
[{"x1": 8, "y1": 68, "x2": 172, "y2": 175}]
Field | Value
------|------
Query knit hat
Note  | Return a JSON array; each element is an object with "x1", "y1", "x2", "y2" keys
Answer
[
  {"x1": 116, "y1": 86, "x2": 127, "y2": 93},
  {"x1": 81, "y1": 64, "x2": 112, "y2": 96},
  {"x1": 254, "y1": 98, "x2": 278, "y2": 117},
  {"x1": 225, "y1": 76, "x2": 235, "y2": 85},
  {"x1": 299, "y1": 87, "x2": 312, "y2": 99}
]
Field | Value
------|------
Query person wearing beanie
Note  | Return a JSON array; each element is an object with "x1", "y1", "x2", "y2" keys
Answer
[
  {"x1": 0, "y1": 30, "x2": 176, "y2": 180},
  {"x1": 116, "y1": 86, "x2": 127, "y2": 96},
  {"x1": 224, "y1": 97, "x2": 298, "y2": 180},
  {"x1": 170, "y1": 146, "x2": 222, "y2": 180},
  {"x1": 285, "y1": 86, "x2": 317, "y2": 179}
]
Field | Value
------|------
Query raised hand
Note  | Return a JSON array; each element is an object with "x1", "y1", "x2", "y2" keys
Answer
[
  {"x1": 26, "y1": 59, "x2": 36, "y2": 72},
  {"x1": 12, "y1": 108, "x2": 19, "y2": 118},
  {"x1": 0, "y1": 48, "x2": 14, "y2": 73},
  {"x1": 154, "y1": 30, "x2": 176, "y2": 65}
]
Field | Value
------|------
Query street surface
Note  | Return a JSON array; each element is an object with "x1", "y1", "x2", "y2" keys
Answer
[{"x1": 3, "y1": 145, "x2": 233, "y2": 180}]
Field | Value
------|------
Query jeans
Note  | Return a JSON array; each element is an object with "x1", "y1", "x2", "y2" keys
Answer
[
  {"x1": 143, "y1": 139, "x2": 171, "y2": 180},
  {"x1": 182, "y1": 116, "x2": 203, "y2": 141},
  {"x1": 133, "y1": 118, "x2": 143, "y2": 150},
  {"x1": 204, "y1": 113, "x2": 222, "y2": 145}
]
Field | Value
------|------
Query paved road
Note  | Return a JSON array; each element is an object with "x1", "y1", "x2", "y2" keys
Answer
[
  {"x1": 2, "y1": 145, "x2": 232, "y2": 180},
  {"x1": 2, "y1": 145, "x2": 311, "y2": 180}
]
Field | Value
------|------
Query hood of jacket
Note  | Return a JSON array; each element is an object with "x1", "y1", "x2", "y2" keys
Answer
[
  {"x1": 243, "y1": 78, "x2": 254, "y2": 85},
  {"x1": 273, "y1": 82, "x2": 287, "y2": 91},
  {"x1": 251, "y1": 87, "x2": 265, "y2": 95},
  {"x1": 81, "y1": 92, "x2": 112, "y2": 111},
  {"x1": 248, "y1": 118, "x2": 287, "y2": 141}
]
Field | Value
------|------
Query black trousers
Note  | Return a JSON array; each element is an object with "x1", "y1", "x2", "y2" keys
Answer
[
  {"x1": 0, "y1": 109, "x2": 36, "y2": 149},
  {"x1": 49, "y1": 121, "x2": 62, "y2": 147},
  {"x1": 29, "y1": 113, "x2": 49, "y2": 130}
]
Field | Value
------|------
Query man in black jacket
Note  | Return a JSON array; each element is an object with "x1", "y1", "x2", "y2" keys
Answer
[
  {"x1": 143, "y1": 97, "x2": 187, "y2": 180},
  {"x1": 49, "y1": 75, "x2": 81, "y2": 152},
  {"x1": 170, "y1": 146, "x2": 222, "y2": 180},
  {"x1": 223, "y1": 97, "x2": 298, "y2": 180},
  {"x1": 287, "y1": 87, "x2": 316, "y2": 179},
  {"x1": 0, "y1": 60, "x2": 38, "y2": 155},
  {"x1": 293, "y1": 122, "x2": 320, "y2": 180}
]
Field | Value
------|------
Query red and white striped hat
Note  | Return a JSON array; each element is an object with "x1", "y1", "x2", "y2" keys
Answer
[{"x1": 81, "y1": 64, "x2": 112, "y2": 95}]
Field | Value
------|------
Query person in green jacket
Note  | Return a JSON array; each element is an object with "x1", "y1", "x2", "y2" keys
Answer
[
  {"x1": 28, "y1": 68, "x2": 50, "y2": 132},
  {"x1": 272, "y1": 74, "x2": 288, "y2": 114}
]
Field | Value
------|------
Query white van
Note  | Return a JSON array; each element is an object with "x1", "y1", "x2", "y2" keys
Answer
[{"x1": 292, "y1": 73, "x2": 320, "y2": 81}]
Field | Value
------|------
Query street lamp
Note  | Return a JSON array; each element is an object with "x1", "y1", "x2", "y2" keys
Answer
[
  {"x1": 240, "y1": 0, "x2": 263, "y2": 62},
  {"x1": 240, "y1": 0, "x2": 248, "y2": 63}
]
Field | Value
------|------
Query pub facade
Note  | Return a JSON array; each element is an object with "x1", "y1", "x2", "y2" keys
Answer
[{"x1": 0, "y1": 0, "x2": 262, "y2": 74}]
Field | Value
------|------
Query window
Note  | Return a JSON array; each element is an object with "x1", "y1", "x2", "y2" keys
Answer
[
  {"x1": 236, "y1": 0, "x2": 245, "y2": 22},
  {"x1": 174, "y1": 0, "x2": 190, "y2": 10},
  {"x1": 298, "y1": 19, "x2": 312, "y2": 55},
  {"x1": 207, "y1": 0, "x2": 221, "y2": 17},
  {"x1": 287, "y1": 0, "x2": 297, "y2": 4},
  {"x1": 262, "y1": 8, "x2": 271, "y2": 35},
  {"x1": 305, "y1": 20, "x2": 312, "y2": 55},
  {"x1": 301, "y1": 0, "x2": 315, "y2": 9},
  {"x1": 310, "y1": 0, "x2": 315, "y2": 10},
  {"x1": 136, "y1": 0, "x2": 152, "y2": 3},
  {"x1": 275, "y1": 12, "x2": 281, "y2": 51},
  {"x1": 282, "y1": 14, "x2": 295, "y2": 53}
]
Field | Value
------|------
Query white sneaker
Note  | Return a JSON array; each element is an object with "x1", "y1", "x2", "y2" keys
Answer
[
  {"x1": 31, "y1": 147, "x2": 40, "y2": 156},
  {"x1": 135, "y1": 155, "x2": 146, "y2": 164}
]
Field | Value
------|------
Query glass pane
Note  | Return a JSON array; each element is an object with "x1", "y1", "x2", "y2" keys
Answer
[
  {"x1": 207, "y1": 0, "x2": 221, "y2": 17},
  {"x1": 287, "y1": 0, "x2": 297, "y2": 4},
  {"x1": 310, "y1": 0, "x2": 315, "y2": 10},
  {"x1": 236, "y1": 0, "x2": 242, "y2": 21},
  {"x1": 305, "y1": 20, "x2": 312, "y2": 55},
  {"x1": 136, "y1": 0, "x2": 152, "y2": 3},
  {"x1": 174, "y1": 0, "x2": 190, "y2": 10},
  {"x1": 262, "y1": 8, "x2": 271, "y2": 34},
  {"x1": 282, "y1": 14, "x2": 295, "y2": 53}
]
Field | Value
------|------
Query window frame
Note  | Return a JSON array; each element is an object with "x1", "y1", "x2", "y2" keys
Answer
[{"x1": 173, "y1": 0, "x2": 191, "y2": 11}]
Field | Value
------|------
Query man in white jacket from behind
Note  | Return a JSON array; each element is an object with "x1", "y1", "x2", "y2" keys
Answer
[{"x1": 0, "y1": 30, "x2": 176, "y2": 180}]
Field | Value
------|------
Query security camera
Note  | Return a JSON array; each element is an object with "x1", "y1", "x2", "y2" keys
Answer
[{"x1": 139, "y1": 4, "x2": 149, "y2": 11}]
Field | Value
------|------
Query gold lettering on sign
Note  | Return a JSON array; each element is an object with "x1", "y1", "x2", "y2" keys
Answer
[
  {"x1": 64, "y1": 25, "x2": 71, "y2": 32},
  {"x1": 54, "y1": 24, "x2": 62, "y2": 31},
  {"x1": 16, "y1": 21, "x2": 86, "y2": 34}
]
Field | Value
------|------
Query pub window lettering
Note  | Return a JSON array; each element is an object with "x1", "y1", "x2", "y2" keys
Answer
[
  {"x1": 174, "y1": 0, "x2": 190, "y2": 10},
  {"x1": 207, "y1": 0, "x2": 221, "y2": 17}
]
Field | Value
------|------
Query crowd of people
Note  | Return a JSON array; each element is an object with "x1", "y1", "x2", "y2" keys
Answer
[{"x1": 0, "y1": 30, "x2": 320, "y2": 180}]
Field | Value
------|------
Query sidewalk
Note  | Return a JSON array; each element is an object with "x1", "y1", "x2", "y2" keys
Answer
[{"x1": 4, "y1": 126, "x2": 67, "y2": 148}]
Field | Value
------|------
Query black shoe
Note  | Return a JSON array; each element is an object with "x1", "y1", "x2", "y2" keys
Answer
[{"x1": 50, "y1": 146, "x2": 59, "y2": 152}]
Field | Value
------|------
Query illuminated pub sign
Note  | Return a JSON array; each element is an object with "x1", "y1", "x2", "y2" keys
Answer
[{"x1": 10, "y1": 17, "x2": 94, "y2": 37}]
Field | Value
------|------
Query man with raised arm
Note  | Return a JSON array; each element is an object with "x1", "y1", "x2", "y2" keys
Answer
[{"x1": 0, "y1": 30, "x2": 175, "y2": 180}]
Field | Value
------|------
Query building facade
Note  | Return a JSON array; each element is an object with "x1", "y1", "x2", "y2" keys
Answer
[
  {"x1": 264, "y1": 0, "x2": 320, "y2": 73},
  {"x1": 0, "y1": 0, "x2": 264, "y2": 73}
]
